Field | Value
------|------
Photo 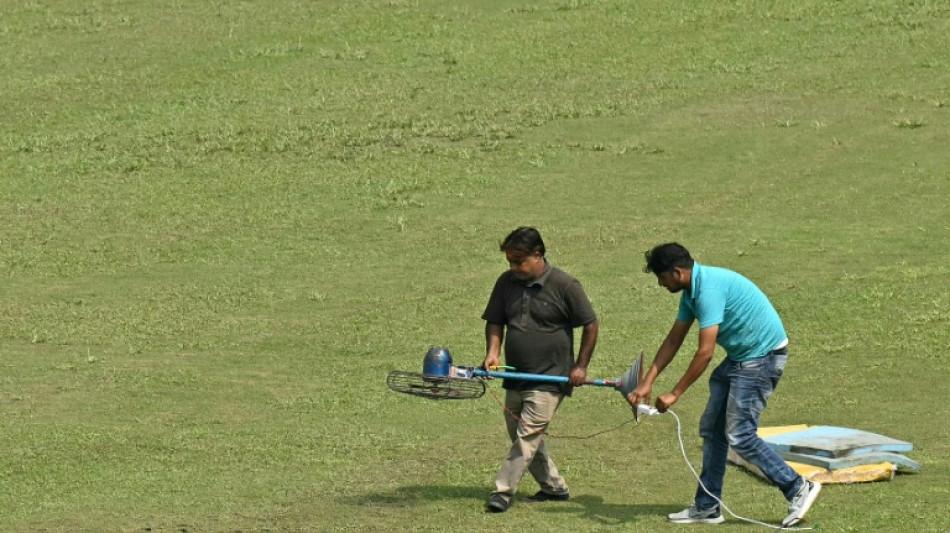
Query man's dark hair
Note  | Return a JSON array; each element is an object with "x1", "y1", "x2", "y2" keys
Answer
[
  {"x1": 644, "y1": 243, "x2": 694, "y2": 274},
  {"x1": 500, "y1": 226, "x2": 546, "y2": 257}
]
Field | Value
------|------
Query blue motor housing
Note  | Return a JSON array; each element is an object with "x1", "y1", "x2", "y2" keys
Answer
[{"x1": 422, "y1": 346, "x2": 453, "y2": 376}]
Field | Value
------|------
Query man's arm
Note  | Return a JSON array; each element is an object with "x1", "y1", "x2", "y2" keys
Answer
[
  {"x1": 656, "y1": 324, "x2": 718, "y2": 412},
  {"x1": 627, "y1": 319, "x2": 692, "y2": 408},
  {"x1": 482, "y1": 322, "x2": 504, "y2": 370},
  {"x1": 568, "y1": 320, "x2": 599, "y2": 385}
]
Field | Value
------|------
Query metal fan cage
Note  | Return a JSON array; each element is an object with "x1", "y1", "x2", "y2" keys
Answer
[{"x1": 387, "y1": 371, "x2": 486, "y2": 400}]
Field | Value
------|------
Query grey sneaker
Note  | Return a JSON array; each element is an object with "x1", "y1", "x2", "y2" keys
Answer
[
  {"x1": 486, "y1": 493, "x2": 510, "y2": 513},
  {"x1": 668, "y1": 505, "x2": 725, "y2": 524},
  {"x1": 783, "y1": 480, "x2": 821, "y2": 527}
]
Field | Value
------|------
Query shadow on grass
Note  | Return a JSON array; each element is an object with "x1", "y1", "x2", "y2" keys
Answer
[
  {"x1": 342, "y1": 484, "x2": 483, "y2": 510},
  {"x1": 345, "y1": 485, "x2": 680, "y2": 525},
  {"x1": 526, "y1": 494, "x2": 681, "y2": 526}
]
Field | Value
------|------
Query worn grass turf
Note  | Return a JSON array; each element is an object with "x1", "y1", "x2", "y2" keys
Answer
[{"x1": 2, "y1": 1, "x2": 949, "y2": 531}]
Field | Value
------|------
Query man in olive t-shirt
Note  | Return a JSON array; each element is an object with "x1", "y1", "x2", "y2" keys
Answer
[{"x1": 481, "y1": 227, "x2": 599, "y2": 513}]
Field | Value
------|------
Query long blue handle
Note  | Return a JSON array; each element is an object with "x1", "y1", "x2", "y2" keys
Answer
[{"x1": 472, "y1": 369, "x2": 619, "y2": 388}]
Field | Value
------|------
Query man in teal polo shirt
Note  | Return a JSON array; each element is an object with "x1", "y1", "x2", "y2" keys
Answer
[{"x1": 627, "y1": 243, "x2": 820, "y2": 527}]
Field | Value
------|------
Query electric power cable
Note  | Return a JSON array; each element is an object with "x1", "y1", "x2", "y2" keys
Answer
[{"x1": 663, "y1": 408, "x2": 817, "y2": 530}]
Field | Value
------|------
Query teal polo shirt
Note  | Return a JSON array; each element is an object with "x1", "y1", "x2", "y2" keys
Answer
[{"x1": 676, "y1": 263, "x2": 787, "y2": 362}]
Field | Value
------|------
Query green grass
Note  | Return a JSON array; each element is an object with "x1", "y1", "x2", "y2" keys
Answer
[{"x1": 2, "y1": 0, "x2": 949, "y2": 531}]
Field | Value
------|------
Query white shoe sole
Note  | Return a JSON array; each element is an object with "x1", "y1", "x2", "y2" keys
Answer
[
  {"x1": 783, "y1": 482, "x2": 822, "y2": 527},
  {"x1": 668, "y1": 518, "x2": 725, "y2": 524},
  {"x1": 668, "y1": 514, "x2": 725, "y2": 524}
]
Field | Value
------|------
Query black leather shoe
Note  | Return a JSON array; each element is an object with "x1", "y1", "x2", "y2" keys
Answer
[
  {"x1": 486, "y1": 494, "x2": 510, "y2": 513},
  {"x1": 523, "y1": 490, "x2": 570, "y2": 503}
]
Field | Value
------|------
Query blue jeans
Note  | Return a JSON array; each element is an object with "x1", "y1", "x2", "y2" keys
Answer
[{"x1": 694, "y1": 351, "x2": 803, "y2": 509}]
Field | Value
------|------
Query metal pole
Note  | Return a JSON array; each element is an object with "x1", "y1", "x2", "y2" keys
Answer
[{"x1": 472, "y1": 369, "x2": 619, "y2": 388}]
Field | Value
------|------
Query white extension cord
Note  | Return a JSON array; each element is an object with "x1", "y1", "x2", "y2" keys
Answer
[{"x1": 637, "y1": 404, "x2": 815, "y2": 530}]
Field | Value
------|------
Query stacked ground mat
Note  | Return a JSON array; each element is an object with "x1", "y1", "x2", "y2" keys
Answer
[{"x1": 728, "y1": 425, "x2": 921, "y2": 484}]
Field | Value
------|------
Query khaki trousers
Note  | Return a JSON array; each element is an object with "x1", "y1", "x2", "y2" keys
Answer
[{"x1": 492, "y1": 389, "x2": 569, "y2": 502}]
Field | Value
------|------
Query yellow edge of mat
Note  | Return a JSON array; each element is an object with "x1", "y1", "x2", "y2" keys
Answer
[{"x1": 728, "y1": 426, "x2": 897, "y2": 483}]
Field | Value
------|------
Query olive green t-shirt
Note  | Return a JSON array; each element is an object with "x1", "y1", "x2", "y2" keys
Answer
[{"x1": 481, "y1": 261, "x2": 597, "y2": 395}]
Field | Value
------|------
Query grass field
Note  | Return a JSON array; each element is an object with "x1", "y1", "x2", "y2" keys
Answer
[{"x1": 2, "y1": 0, "x2": 949, "y2": 531}]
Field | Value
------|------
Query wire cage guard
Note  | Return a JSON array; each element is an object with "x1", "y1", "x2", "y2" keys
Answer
[{"x1": 386, "y1": 370, "x2": 487, "y2": 400}]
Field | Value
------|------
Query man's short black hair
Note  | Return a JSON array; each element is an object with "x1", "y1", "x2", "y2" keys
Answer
[
  {"x1": 644, "y1": 243, "x2": 694, "y2": 274},
  {"x1": 501, "y1": 226, "x2": 546, "y2": 257}
]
